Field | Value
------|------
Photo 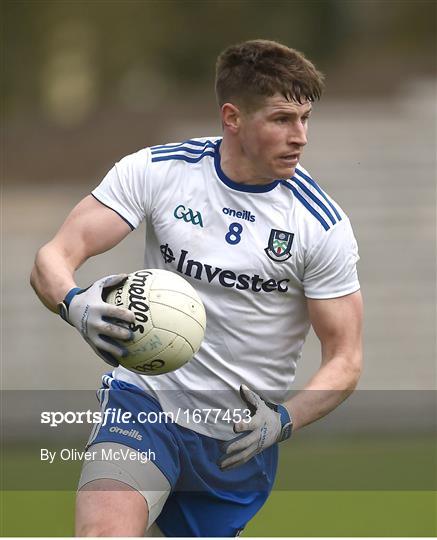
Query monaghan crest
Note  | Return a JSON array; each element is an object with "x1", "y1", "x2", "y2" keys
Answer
[{"x1": 264, "y1": 229, "x2": 294, "y2": 262}]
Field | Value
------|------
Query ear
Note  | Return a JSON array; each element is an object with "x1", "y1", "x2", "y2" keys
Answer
[{"x1": 221, "y1": 103, "x2": 241, "y2": 134}]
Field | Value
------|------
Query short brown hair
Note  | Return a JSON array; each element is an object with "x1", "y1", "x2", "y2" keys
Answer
[{"x1": 215, "y1": 39, "x2": 324, "y2": 111}]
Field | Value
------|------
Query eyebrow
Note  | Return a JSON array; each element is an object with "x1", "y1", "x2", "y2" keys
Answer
[{"x1": 271, "y1": 106, "x2": 313, "y2": 116}]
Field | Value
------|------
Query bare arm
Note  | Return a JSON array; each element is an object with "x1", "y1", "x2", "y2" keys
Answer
[
  {"x1": 30, "y1": 195, "x2": 132, "y2": 312},
  {"x1": 284, "y1": 290, "x2": 363, "y2": 432}
]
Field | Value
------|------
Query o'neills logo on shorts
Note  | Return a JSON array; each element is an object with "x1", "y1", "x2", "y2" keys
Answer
[
  {"x1": 159, "y1": 244, "x2": 289, "y2": 293},
  {"x1": 109, "y1": 426, "x2": 143, "y2": 441}
]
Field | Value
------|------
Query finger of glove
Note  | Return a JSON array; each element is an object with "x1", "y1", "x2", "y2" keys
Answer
[
  {"x1": 83, "y1": 338, "x2": 120, "y2": 368},
  {"x1": 225, "y1": 430, "x2": 260, "y2": 456},
  {"x1": 95, "y1": 335, "x2": 128, "y2": 359},
  {"x1": 219, "y1": 445, "x2": 258, "y2": 470},
  {"x1": 102, "y1": 304, "x2": 136, "y2": 325},
  {"x1": 219, "y1": 432, "x2": 249, "y2": 455},
  {"x1": 100, "y1": 317, "x2": 133, "y2": 341},
  {"x1": 96, "y1": 348, "x2": 119, "y2": 368},
  {"x1": 239, "y1": 384, "x2": 260, "y2": 412},
  {"x1": 233, "y1": 417, "x2": 257, "y2": 434},
  {"x1": 98, "y1": 273, "x2": 129, "y2": 289}
]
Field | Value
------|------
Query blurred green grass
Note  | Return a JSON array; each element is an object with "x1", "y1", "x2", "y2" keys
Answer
[
  {"x1": 1, "y1": 434, "x2": 436, "y2": 536},
  {"x1": 1, "y1": 490, "x2": 435, "y2": 536},
  {"x1": 245, "y1": 491, "x2": 437, "y2": 536}
]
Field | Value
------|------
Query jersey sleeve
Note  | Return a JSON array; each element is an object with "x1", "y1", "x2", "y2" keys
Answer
[
  {"x1": 303, "y1": 217, "x2": 360, "y2": 299},
  {"x1": 91, "y1": 148, "x2": 150, "y2": 229}
]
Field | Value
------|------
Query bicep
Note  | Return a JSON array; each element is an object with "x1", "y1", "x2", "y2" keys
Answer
[
  {"x1": 307, "y1": 291, "x2": 363, "y2": 362},
  {"x1": 50, "y1": 195, "x2": 132, "y2": 269}
]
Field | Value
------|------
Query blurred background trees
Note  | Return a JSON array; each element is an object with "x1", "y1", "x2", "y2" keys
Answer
[{"x1": 2, "y1": 0, "x2": 436, "y2": 182}]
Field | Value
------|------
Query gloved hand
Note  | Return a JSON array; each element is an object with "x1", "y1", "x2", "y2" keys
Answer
[
  {"x1": 219, "y1": 384, "x2": 293, "y2": 470},
  {"x1": 59, "y1": 274, "x2": 135, "y2": 367}
]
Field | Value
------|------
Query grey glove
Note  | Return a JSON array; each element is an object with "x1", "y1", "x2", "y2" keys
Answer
[
  {"x1": 59, "y1": 274, "x2": 135, "y2": 367},
  {"x1": 219, "y1": 384, "x2": 293, "y2": 470}
]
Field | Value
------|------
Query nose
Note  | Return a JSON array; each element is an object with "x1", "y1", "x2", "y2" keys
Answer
[{"x1": 288, "y1": 121, "x2": 307, "y2": 147}]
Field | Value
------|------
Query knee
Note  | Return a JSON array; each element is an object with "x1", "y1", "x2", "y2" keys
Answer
[
  {"x1": 76, "y1": 516, "x2": 147, "y2": 537},
  {"x1": 75, "y1": 480, "x2": 149, "y2": 537},
  {"x1": 76, "y1": 521, "x2": 115, "y2": 537}
]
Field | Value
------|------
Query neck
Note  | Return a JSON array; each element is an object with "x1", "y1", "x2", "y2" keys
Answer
[{"x1": 219, "y1": 136, "x2": 274, "y2": 186}]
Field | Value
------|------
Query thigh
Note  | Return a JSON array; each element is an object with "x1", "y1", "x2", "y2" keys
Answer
[
  {"x1": 77, "y1": 376, "x2": 180, "y2": 535},
  {"x1": 76, "y1": 478, "x2": 148, "y2": 537},
  {"x1": 87, "y1": 375, "x2": 181, "y2": 490},
  {"x1": 78, "y1": 441, "x2": 171, "y2": 532}
]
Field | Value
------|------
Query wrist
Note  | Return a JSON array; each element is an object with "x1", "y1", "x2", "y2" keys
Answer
[
  {"x1": 58, "y1": 287, "x2": 82, "y2": 323},
  {"x1": 277, "y1": 403, "x2": 293, "y2": 442}
]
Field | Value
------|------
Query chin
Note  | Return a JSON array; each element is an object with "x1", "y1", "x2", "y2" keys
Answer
[{"x1": 275, "y1": 165, "x2": 296, "y2": 180}]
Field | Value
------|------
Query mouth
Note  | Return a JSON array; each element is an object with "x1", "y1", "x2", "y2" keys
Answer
[{"x1": 278, "y1": 154, "x2": 300, "y2": 165}]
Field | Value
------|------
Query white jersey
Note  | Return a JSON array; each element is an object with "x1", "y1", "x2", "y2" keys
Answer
[{"x1": 92, "y1": 137, "x2": 360, "y2": 439}]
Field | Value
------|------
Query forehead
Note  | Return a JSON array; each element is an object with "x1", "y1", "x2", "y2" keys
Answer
[{"x1": 258, "y1": 94, "x2": 312, "y2": 114}]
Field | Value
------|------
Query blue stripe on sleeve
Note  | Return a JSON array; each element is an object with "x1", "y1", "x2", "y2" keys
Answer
[
  {"x1": 291, "y1": 178, "x2": 337, "y2": 225},
  {"x1": 151, "y1": 145, "x2": 214, "y2": 155},
  {"x1": 151, "y1": 151, "x2": 216, "y2": 164},
  {"x1": 295, "y1": 168, "x2": 342, "y2": 222},
  {"x1": 281, "y1": 181, "x2": 330, "y2": 231},
  {"x1": 151, "y1": 139, "x2": 217, "y2": 152}
]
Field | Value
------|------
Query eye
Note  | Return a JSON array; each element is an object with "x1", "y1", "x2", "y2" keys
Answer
[{"x1": 275, "y1": 117, "x2": 288, "y2": 124}]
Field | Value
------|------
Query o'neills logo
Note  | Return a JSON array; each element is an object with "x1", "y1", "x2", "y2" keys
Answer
[
  {"x1": 109, "y1": 426, "x2": 143, "y2": 441},
  {"x1": 160, "y1": 244, "x2": 289, "y2": 293},
  {"x1": 113, "y1": 270, "x2": 152, "y2": 334},
  {"x1": 222, "y1": 207, "x2": 256, "y2": 223}
]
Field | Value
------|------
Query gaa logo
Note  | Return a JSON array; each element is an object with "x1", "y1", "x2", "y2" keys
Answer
[{"x1": 173, "y1": 204, "x2": 203, "y2": 227}]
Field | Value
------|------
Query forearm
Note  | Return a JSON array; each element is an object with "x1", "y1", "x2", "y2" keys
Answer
[
  {"x1": 30, "y1": 242, "x2": 81, "y2": 312},
  {"x1": 284, "y1": 352, "x2": 361, "y2": 432}
]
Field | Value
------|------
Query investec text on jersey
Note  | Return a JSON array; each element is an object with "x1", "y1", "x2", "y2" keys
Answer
[{"x1": 160, "y1": 245, "x2": 289, "y2": 293}]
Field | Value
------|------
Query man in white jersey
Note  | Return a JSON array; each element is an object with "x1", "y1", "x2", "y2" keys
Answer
[{"x1": 31, "y1": 40, "x2": 362, "y2": 537}]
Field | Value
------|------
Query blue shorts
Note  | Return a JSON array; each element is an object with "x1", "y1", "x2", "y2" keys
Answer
[{"x1": 86, "y1": 375, "x2": 278, "y2": 537}]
